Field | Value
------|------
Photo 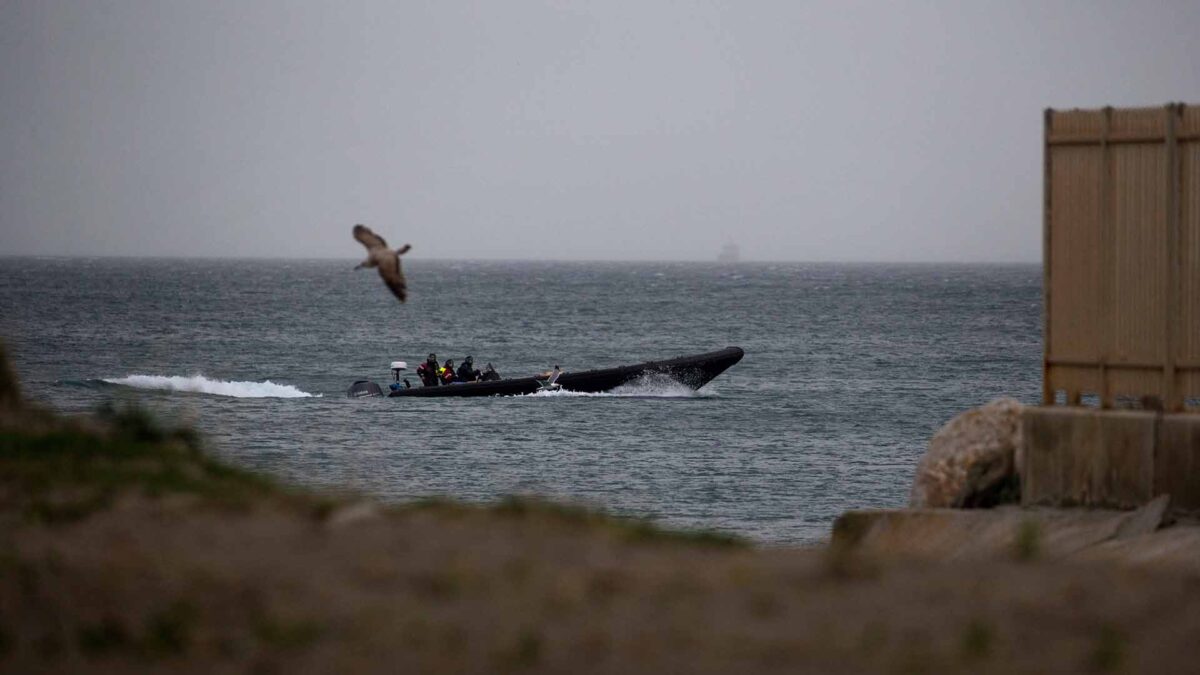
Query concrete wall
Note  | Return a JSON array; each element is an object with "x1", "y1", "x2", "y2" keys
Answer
[{"x1": 1022, "y1": 406, "x2": 1200, "y2": 513}]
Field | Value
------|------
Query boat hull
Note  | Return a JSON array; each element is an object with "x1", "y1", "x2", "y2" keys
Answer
[{"x1": 381, "y1": 347, "x2": 744, "y2": 398}]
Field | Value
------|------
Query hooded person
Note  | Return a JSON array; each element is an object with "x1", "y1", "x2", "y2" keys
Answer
[
  {"x1": 457, "y1": 356, "x2": 480, "y2": 382},
  {"x1": 416, "y1": 353, "x2": 441, "y2": 387},
  {"x1": 441, "y1": 359, "x2": 458, "y2": 384}
]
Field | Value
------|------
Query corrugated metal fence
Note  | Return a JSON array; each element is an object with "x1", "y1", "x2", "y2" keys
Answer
[{"x1": 1043, "y1": 104, "x2": 1200, "y2": 412}]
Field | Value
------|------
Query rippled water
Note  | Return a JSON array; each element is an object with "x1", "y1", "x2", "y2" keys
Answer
[{"x1": 0, "y1": 258, "x2": 1041, "y2": 543}]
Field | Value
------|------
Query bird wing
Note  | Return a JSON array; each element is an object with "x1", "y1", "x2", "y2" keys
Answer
[
  {"x1": 353, "y1": 224, "x2": 388, "y2": 251},
  {"x1": 376, "y1": 253, "x2": 407, "y2": 303}
]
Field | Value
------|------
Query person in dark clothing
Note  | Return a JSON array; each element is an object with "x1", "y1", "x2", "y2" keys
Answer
[
  {"x1": 416, "y1": 353, "x2": 441, "y2": 387},
  {"x1": 457, "y1": 356, "x2": 481, "y2": 382},
  {"x1": 441, "y1": 360, "x2": 458, "y2": 384},
  {"x1": 480, "y1": 363, "x2": 501, "y2": 381}
]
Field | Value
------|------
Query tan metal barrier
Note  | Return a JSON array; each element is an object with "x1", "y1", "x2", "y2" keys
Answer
[{"x1": 1043, "y1": 104, "x2": 1200, "y2": 412}]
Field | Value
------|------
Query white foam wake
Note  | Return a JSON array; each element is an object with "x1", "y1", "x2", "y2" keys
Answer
[
  {"x1": 527, "y1": 376, "x2": 715, "y2": 398},
  {"x1": 102, "y1": 374, "x2": 319, "y2": 398}
]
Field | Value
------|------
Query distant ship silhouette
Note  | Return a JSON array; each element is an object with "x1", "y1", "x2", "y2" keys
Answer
[{"x1": 717, "y1": 242, "x2": 740, "y2": 263}]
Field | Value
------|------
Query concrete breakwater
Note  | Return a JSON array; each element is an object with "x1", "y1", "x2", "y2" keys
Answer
[
  {"x1": 1023, "y1": 407, "x2": 1200, "y2": 513},
  {"x1": 838, "y1": 400, "x2": 1200, "y2": 572}
]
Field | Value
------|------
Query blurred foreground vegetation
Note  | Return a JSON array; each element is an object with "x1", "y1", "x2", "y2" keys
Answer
[{"x1": 3, "y1": 341, "x2": 1199, "y2": 674}]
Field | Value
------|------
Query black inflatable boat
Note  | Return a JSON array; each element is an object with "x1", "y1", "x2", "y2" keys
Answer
[{"x1": 346, "y1": 347, "x2": 743, "y2": 398}]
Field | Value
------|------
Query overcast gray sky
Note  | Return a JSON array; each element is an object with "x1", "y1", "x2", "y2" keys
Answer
[{"x1": 1, "y1": 1, "x2": 1198, "y2": 261}]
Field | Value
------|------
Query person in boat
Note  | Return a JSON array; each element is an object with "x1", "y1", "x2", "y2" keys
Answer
[
  {"x1": 480, "y1": 363, "x2": 501, "y2": 381},
  {"x1": 456, "y1": 356, "x2": 480, "y2": 383},
  {"x1": 416, "y1": 353, "x2": 441, "y2": 387},
  {"x1": 441, "y1": 359, "x2": 458, "y2": 384}
]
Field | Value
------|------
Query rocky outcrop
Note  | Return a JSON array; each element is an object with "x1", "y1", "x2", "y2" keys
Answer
[{"x1": 909, "y1": 398, "x2": 1025, "y2": 508}]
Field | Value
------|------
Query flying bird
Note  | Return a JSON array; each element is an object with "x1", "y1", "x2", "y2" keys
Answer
[{"x1": 353, "y1": 224, "x2": 412, "y2": 303}]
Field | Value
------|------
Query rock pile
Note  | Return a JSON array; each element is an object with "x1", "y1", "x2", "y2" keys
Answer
[{"x1": 909, "y1": 398, "x2": 1024, "y2": 508}]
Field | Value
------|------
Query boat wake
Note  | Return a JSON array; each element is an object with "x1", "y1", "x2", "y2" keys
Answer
[
  {"x1": 527, "y1": 375, "x2": 716, "y2": 399},
  {"x1": 85, "y1": 374, "x2": 320, "y2": 399}
]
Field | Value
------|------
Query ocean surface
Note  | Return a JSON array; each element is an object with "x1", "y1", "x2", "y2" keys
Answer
[{"x1": 0, "y1": 258, "x2": 1041, "y2": 544}]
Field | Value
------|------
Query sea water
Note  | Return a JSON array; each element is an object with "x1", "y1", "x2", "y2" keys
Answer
[{"x1": 0, "y1": 258, "x2": 1041, "y2": 544}]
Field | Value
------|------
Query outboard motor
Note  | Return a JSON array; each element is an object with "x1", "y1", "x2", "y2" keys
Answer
[{"x1": 389, "y1": 361, "x2": 411, "y2": 392}]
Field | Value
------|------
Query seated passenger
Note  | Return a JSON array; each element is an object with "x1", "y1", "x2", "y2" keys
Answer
[
  {"x1": 441, "y1": 359, "x2": 458, "y2": 384},
  {"x1": 480, "y1": 363, "x2": 501, "y2": 381},
  {"x1": 416, "y1": 353, "x2": 441, "y2": 387},
  {"x1": 457, "y1": 356, "x2": 481, "y2": 382}
]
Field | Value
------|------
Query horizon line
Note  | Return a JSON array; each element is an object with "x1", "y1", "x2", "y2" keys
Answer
[{"x1": 0, "y1": 253, "x2": 1042, "y2": 265}]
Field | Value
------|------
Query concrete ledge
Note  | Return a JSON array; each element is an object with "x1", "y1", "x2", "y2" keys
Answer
[
  {"x1": 831, "y1": 500, "x2": 1199, "y2": 570},
  {"x1": 1074, "y1": 525, "x2": 1200, "y2": 573},
  {"x1": 1022, "y1": 408, "x2": 1200, "y2": 512},
  {"x1": 1021, "y1": 407, "x2": 1156, "y2": 508},
  {"x1": 1157, "y1": 414, "x2": 1200, "y2": 514}
]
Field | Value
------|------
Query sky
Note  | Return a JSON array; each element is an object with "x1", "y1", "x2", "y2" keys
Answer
[{"x1": 1, "y1": 1, "x2": 1198, "y2": 262}]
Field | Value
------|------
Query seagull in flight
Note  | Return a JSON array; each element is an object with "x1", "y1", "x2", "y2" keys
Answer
[{"x1": 353, "y1": 224, "x2": 412, "y2": 303}]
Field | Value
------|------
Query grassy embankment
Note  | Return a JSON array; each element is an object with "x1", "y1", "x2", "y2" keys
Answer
[{"x1": 3, "y1": 342, "x2": 1200, "y2": 674}]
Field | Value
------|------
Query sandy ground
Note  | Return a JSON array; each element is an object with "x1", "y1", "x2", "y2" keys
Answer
[{"x1": 5, "y1": 491, "x2": 1200, "y2": 674}]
